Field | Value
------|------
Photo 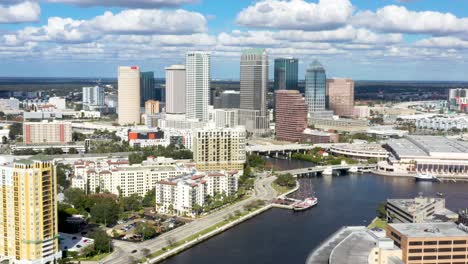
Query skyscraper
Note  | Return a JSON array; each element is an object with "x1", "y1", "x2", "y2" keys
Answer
[
  {"x1": 83, "y1": 86, "x2": 105, "y2": 111},
  {"x1": 118, "y1": 66, "x2": 141, "y2": 125},
  {"x1": 275, "y1": 90, "x2": 307, "y2": 142},
  {"x1": 240, "y1": 48, "x2": 268, "y2": 116},
  {"x1": 274, "y1": 58, "x2": 298, "y2": 91},
  {"x1": 185, "y1": 52, "x2": 210, "y2": 121},
  {"x1": 165, "y1": 65, "x2": 186, "y2": 114},
  {"x1": 305, "y1": 60, "x2": 327, "y2": 116},
  {"x1": 327, "y1": 78, "x2": 355, "y2": 117},
  {"x1": 140, "y1": 71, "x2": 155, "y2": 107},
  {"x1": 0, "y1": 158, "x2": 61, "y2": 263}
]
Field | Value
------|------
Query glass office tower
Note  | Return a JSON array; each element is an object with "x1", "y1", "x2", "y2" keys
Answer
[
  {"x1": 305, "y1": 60, "x2": 326, "y2": 115},
  {"x1": 274, "y1": 58, "x2": 298, "y2": 91},
  {"x1": 140, "y1": 71, "x2": 156, "y2": 107}
]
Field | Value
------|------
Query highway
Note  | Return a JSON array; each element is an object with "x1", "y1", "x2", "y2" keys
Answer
[{"x1": 102, "y1": 174, "x2": 277, "y2": 264}]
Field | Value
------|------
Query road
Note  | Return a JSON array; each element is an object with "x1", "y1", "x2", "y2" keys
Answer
[{"x1": 102, "y1": 174, "x2": 277, "y2": 264}]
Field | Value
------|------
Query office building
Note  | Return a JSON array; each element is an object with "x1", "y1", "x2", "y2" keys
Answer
[
  {"x1": 118, "y1": 66, "x2": 141, "y2": 125},
  {"x1": 140, "y1": 71, "x2": 155, "y2": 107},
  {"x1": 0, "y1": 159, "x2": 61, "y2": 264},
  {"x1": 275, "y1": 90, "x2": 307, "y2": 142},
  {"x1": 309, "y1": 117, "x2": 368, "y2": 133},
  {"x1": 213, "y1": 109, "x2": 239, "y2": 128},
  {"x1": 0, "y1": 98, "x2": 20, "y2": 111},
  {"x1": 145, "y1": 100, "x2": 160, "y2": 115},
  {"x1": 23, "y1": 120, "x2": 72, "y2": 144},
  {"x1": 83, "y1": 86, "x2": 105, "y2": 111},
  {"x1": 327, "y1": 78, "x2": 354, "y2": 117},
  {"x1": 155, "y1": 170, "x2": 239, "y2": 216},
  {"x1": 165, "y1": 65, "x2": 186, "y2": 114},
  {"x1": 193, "y1": 127, "x2": 246, "y2": 171},
  {"x1": 387, "y1": 222, "x2": 468, "y2": 264},
  {"x1": 214, "y1": 90, "x2": 240, "y2": 109},
  {"x1": 449, "y1": 88, "x2": 468, "y2": 113},
  {"x1": 274, "y1": 58, "x2": 298, "y2": 91},
  {"x1": 386, "y1": 196, "x2": 456, "y2": 223},
  {"x1": 305, "y1": 60, "x2": 327, "y2": 116},
  {"x1": 186, "y1": 52, "x2": 210, "y2": 121},
  {"x1": 240, "y1": 48, "x2": 268, "y2": 116},
  {"x1": 127, "y1": 127, "x2": 167, "y2": 148}
]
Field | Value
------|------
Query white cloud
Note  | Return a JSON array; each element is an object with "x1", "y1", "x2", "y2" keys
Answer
[
  {"x1": 0, "y1": 1, "x2": 40, "y2": 23},
  {"x1": 17, "y1": 17, "x2": 91, "y2": 43},
  {"x1": 42, "y1": 0, "x2": 197, "y2": 8},
  {"x1": 414, "y1": 37, "x2": 468, "y2": 49},
  {"x1": 353, "y1": 5, "x2": 468, "y2": 35},
  {"x1": 236, "y1": 0, "x2": 353, "y2": 31}
]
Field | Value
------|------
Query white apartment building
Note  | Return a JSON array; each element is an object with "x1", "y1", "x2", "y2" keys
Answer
[
  {"x1": 83, "y1": 86, "x2": 105, "y2": 111},
  {"x1": 185, "y1": 52, "x2": 210, "y2": 122},
  {"x1": 71, "y1": 157, "x2": 190, "y2": 197},
  {"x1": 155, "y1": 170, "x2": 240, "y2": 216},
  {"x1": 23, "y1": 120, "x2": 72, "y2": 144},
  {"x1": 48, "y1": 97, "x2": 67, "y2": 110},
  {"x1": 165, "y1": 65, "x2": 186, "y2": 114},
  {"x1": 415, "y1": 116, "x2": 468, "y2": 131},
  {"x1": 118, "y1": 66, "x2": 141, "y2": 125},
  {"x1": 0, "y1": 98, "x2": 20, "y2": 111},
  {"x1": 213, "y1": 108, "x2": 239, "y2": 128},
  {"x1": 193, "y1": 127, "x2": 246, "y2": 171}
]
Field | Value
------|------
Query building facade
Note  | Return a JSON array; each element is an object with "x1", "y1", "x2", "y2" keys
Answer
[
  {"x1": 386, "y1": 197, "x2": 450, "y2": 223},
  {"x1": 449, "y1": 88, "x2": 468, "y2": 113},
  {"x1": 23, "y1": 121, "x2": 72, "y2": 144},
  {"x1": 186, "y1": 52, "x2": 210, "y2": 121},
  {"x1": 144, "y1": 100, "x2": 160, "y2": 115},
  {"x1": 305, "y1": 60, "x2": 327, "y2": 116},
  {"x1": 165, "y1": 65, "x2": 186, "y2": 114},
  {"x1": 118, "y1": 66, "x2": 141, "y2": 125},
  {"x1": 83, "y1": 86, "x2": 105, "y2": 111},
  {"x1": 274, "y1": 58, "x2": 298, "y2": 91},
  {"x1": 0, "y1": 159, "x2": 61, "y2": 264},
  {"x1": 301, "y1": 129, "x2": 339, "y2": 144},
  {"x1": 275, "y1": 90, "x2": 307, "y2": 142},
  {"x1": 213, "y1": 109, "x2": 239, "y2": 128},
  {"x1": 214, "y1": 90, "x2": 240, "y2": 109},
  {"x1": 327, "y1": 78, "x2": 354, "y2": 117},
  {"x1": 240, "y1": 48, "x2": 268, "y2": 117},
  {"x1": 140, "y1": 71, "x2": 156, "y2": 107},
  {"x1": 193, "y1": 127, "x2": 246, "y2": 171}
]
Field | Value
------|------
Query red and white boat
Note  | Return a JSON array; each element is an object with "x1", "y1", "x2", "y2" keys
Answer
[{"x1": 293, "y1": 197, "x2": 318, "y2": 211}]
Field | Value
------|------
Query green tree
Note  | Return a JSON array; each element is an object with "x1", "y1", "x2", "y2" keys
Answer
[
  {"x1": 56, "y1": 163, "x2": 71, "y2": 189},
  {"x1": 8, "y1": 122, "x2": 22, "y2": 140},
  {"x1": 88, "y1": 228, "x2": 112, "y2": 253},
  {"x1": 135, "y1": 222, "x2": 157, "y2": 240},
  {"x1": 64, "y1": 188, "x2": 88, "y2": 210},
  {"x1": 72, "y1": 132, "x2": 86, "y2": 141},
  {"x1": 142, "y1": 188, "x2": 155, "y2": 207},
  {"x1": 376, "y1": 202, "x2": 387, "y2": 219},
  {"x1": 120, "y1": 193, "x2": 142, "y2": 212},
  {"x1": 90, "y1": 195, "x2": 121, "y2": 225},
  {"x1": 44, "y1": 148, "x2": 64, "y2": 155},
  {"x1": 274, "y1": 174, "x2": 296, "y2": 188},
  {"x1": 68, "y1": 147, "x2": 79, "y2": 154}
]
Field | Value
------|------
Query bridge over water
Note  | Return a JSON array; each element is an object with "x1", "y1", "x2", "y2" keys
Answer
[{"x1": 278, "y1": 164, "x2": 377, "y2": 177}]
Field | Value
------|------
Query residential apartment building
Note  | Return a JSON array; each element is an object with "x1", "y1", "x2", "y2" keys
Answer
[
  {"x1": 327, "y1": 78, "x2": 354, "y2": 117},
  {"x1": 23, "y1": 121, "x2": 72, "y2": 144},
  {"x1": 387, "y1": 222, "x2": 468, "y2": 264},
  {"x1": 0, "y1": 159, "x2": 61, "y2": 264},
  {"x1": 185, "y1": 52, "x2": 210, "y2": 121},
  {"x1": 213, "y1": 109, "x2": 239, "y2": 128},
  {"x1": 118, "y1": 66, "x2": 141, "y2": 125},
  {"x1": 155, "y1": 171, "x2": 239, "y2": 216},
  {"x1": 71, "y1": 157, "x2": 188, "y2": 197},
  {"x1": 386, "y1": 197, "x2": 454, "y2": 223},
  {"x1": 275, "y1": 90, "x2": 307, "y2": 142},
  {"x1": 193, "y1": 127, "x2": 246, "y2": 171},
  {"x1": 165, "y1": 65, "x2": 186, "y2": 114},
  {"x1": 83, "y1": 86, "x2": 105, "y2": 111}
]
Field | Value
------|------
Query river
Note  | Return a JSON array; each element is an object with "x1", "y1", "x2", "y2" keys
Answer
[{"x1": 161, "y1": 158, "x2": 468, "y2": 264}]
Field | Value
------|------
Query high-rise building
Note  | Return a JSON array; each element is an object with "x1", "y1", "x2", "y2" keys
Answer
[
  {"x1": 140, "y1": 71, "x2": 155, "y2": 107},
  {"x1": 274, "y1": 58, "x2": 298, "y2": 91},
  {"x1": 83, "y1": 86, "x2": 105, "y2": 111},
  {"x1": 185, "y1": 52, "x2": 210, "y2": 121},
  {"x1": 214, "y1": 90, "x2": 240, "y2": 109},
  {"x1": 327, "y1": 78, "x2": 355, "y2": 117},
  {"x1": 275, "y1": 90, "x2": 307, "y2": 142},
  {"x1": 165, "y1": 65, "x2": 186, "y2": 114},
  {"x1": 0, "y1": 158, "x2": 61, "y2": 263},
  {"x1": 305, "y1": 60, "x2": 327, "y2": 116},
  {"x1": 449, "y1": 88, "x2": 468, "y2": 112},
  {"x1": 118, "y1": 66, "x2": 141, "y2": 125},
  {"x1": 193, "y1": 127, "x2": 246, "y2": 171},
  {"x1": 23, "y1": 121, "x2": 72, "y2": 144},
  {"x1": 145, "y1": 100, "x2": 160, "y2": 115},
  {"x1": 240, "y1": 48, "x2": 268, "y2": 116}
]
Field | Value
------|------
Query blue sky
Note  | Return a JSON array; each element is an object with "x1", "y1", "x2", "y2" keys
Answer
[{"x1": 1, "y1": 0, "x2": 468, "y2": 80}]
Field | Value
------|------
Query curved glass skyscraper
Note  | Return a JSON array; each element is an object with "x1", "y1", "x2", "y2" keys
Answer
[{"x1": 305, "y1": 60, "x2": 326, "y2": 116}]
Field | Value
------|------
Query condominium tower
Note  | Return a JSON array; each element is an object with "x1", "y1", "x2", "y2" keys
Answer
[
  {"x1": 0, "y1": 159, "x2": 61, "y2": 264},
  {"x1": 327, "y1": 78, "x2": 355, "y2": 117},
  {"x1": 305, "y1": 60, "x2": 327, "y2": 116},
  {"x1": 140, "y1": 71, "x2": 156, "y2": 107},
  {"x1": 82, "y1": 86, "x2": 105, "y2": 111},
  {"x1": 118, "y1": 66, "x2": 141, "y2": 125},
  {"x1": 165, "y1": 65, "x2": 186, "y2": 114},
  {"x1": 275, "y1": 90, "x2": 307, "y2": 142},
  {"x1": 274, "y1": 58, "x2": 298, "y2": 91},
  {"x1": 185, "y1": 52, "x2": 210, "y2": 121},
  {"x1": 23, "y1": 121, "x2": 72, "y2": 144}
]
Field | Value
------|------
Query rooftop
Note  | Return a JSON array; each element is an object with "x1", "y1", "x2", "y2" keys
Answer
[
  {"x1": 242, "y1": 48, "x2": 266, "y2": 55},
  {"x1": 386, "y1": 135, "x2": 468, "y2": 158},
  {"x1": 387, "y1": 197, "x2": 444, "y2": 214},
  {"x1": 389, "y1": 222, "x2": 468, "y2": 238}
]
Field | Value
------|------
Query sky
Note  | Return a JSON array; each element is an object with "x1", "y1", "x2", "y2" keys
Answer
[{"x1": 1, "y1": 0, "x2": 468, "y2": 80}]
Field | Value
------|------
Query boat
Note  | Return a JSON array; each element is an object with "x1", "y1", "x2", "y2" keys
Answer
[
  {"x1": 414, "y1": 173, "x2": 437, "y2": 182},
  {"x1": 293, "y1": 197, "x2": 318, "y2": 211},
  {"x1": 349, "y1": 166, "x2": 359, "y2": 173}
]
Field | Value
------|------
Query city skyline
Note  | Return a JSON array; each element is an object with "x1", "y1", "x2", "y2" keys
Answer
[{"x1": 0, "y1": 0, "x2": 468, "y2": 80}]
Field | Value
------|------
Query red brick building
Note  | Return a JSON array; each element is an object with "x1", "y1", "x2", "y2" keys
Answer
[{"x1": 275, "y1": 90, "x2": 307, "y2": 142}]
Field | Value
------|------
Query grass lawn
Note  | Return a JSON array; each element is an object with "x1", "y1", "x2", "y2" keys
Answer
[
  {"x1": 271, "y1": 182, "x2": 295, "y2": 195},
  {"x1": 368, "y1": 218, "x2": 388, "y2": 230},
  {"x1": 74, "y1": 252, "x2": 111, "y2": 261}
]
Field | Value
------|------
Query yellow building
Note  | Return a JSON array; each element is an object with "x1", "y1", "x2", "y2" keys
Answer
[
  {"x1": 193, "y1": 127, "x2": 246, "y2": 171},
  {"x1": 0, "y1": 158, "x2": 61, "y2": 264},
  {"x1": 145, "y1": 100, "x2": 160, "y2": 115}
]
